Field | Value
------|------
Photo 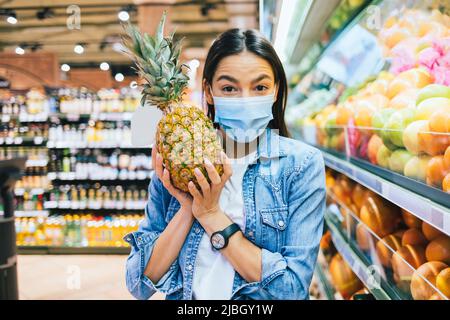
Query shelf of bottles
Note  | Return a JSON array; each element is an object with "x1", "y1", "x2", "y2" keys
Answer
[{"x1": 1, "y1": 87, "x2": 150, "y2": 253}]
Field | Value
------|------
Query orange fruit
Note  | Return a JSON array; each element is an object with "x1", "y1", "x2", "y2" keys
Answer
[
  {"x1": 418, "y1": 122, "x2": 449, "y2": 156},
  {"x1": 429, "y1": 110, "x2": 450, "y2": 133},
  {"x1": 336, "y1": 106, "x2": 354, "y2": 126},
  {"x1": 443, "y1": 173, "x2": 450, "y2": 193},
  {"x1": 426, "y1": 156, "x2": 450, "y2": 188},
  {"x1": 368, "y1": 135, "x2": 383, "y2": 164},
  {"x1": 445, "y1": 146, "x2": 450, "y2": 169}
]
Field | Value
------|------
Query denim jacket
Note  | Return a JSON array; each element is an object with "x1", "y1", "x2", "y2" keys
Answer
[{"x1": 124, "y1": 130, "x2": 326, "y2": 300}]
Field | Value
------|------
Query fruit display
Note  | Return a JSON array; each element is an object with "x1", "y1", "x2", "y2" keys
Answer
[
  {"x1": 296, "y1": 8, "x2": 450, "y2": 193},
  {"x1": 326, "y1": 168, "x2": 450, "y2": 299},
  {"x1": 122, "y1": 13, "x2": 223, "y2": 192},
  {"x1": 329, "y1": 253, "x2": 364, "y2": 299}
]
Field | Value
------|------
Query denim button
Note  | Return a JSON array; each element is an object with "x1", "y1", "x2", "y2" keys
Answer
[
  {"x1": 278, "y1": 220, "x2": 285, "y2": 228},
  {"x1": 195, "y1": 227, "x2": 201, "y2": 234},
  {"x1": 187, "y1": 264, "x2": 193, "y2": 271},
  {"x1": 248, "y1": 231, "x2": 254, "y2": 237}
]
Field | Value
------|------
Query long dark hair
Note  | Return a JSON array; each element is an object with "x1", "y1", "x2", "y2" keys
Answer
[{"x1": 202, "y1": 28, "x2": 290, "y2": 138}]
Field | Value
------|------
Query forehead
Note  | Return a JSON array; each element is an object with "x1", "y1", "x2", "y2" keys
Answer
[{"x1": 213, "y1": 51, "x2": 274, "y2": 80}]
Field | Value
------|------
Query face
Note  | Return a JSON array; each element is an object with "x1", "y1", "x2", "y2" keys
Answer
[{"x1": 204, "y1": 51, "x2": 277, "y2": 105}]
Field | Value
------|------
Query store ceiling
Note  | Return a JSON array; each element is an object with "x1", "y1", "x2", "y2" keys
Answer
[{"x1": 0, "y1": 0, "x2": 258, "y2": 67}]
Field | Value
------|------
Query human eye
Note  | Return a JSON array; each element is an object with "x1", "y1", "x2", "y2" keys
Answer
[
  {"x1": 222, "y1": 86, "x2": 237, "y2": 93},
  {"x1": 255, "y1": 85, "x2": 268, "y2": 92}
]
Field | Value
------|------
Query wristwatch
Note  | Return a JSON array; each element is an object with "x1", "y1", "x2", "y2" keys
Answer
[{"x1": 210, "y1": 223, "x2": 241, "y2": 250}]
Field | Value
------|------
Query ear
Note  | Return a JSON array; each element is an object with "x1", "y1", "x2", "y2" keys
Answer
[
  {"x1": 203, "y1": 79, "x2": 214, "y2": 105},
  {"x1": 273, "y1": 85, "x2": 279, "y2": 102}
]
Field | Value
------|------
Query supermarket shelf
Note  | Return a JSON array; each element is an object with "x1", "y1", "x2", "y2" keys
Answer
[
  {"x1": 47, "y1": 172, "x2": 152, "y2": 181},
  {"x1": 16, "y1": 210, "x2": 49, "y2": 217},
  {"x1": 25, "y1": 159, "x2": 48, "y2": 167},
  {"x1": 314, "y1": 261, "x2": 336, "y2": 300},
  {"x1": 325, "y1": 211, "x2": 400, "y2": 300},
  {"x1": 1, "y1": 113, "x2": 49, "y2": 123},
  {"x1": 0, "y1": 137, "x2": 47, "y2": 146},
  {"x1": 44, "y1": 200, "x2": 146, "y2": 211},
  {"x1": 17, "y1": 246, "x2": 130, "y2": 255},
  {"x1": 321, "y1": 150, "x2": 450, "y2": 237},
  {"x1": 3, "y1": 210, "x2": 49, "y2": 217},
  {"x1": 15, "y1": 187, "x2": 47, "y2": 196},
  {"x1": 47, "y1": 141, "x2": 149, "y2": 149},
  {"x1": 50, "y1": 112, "x2": 133, "y2": 122}
]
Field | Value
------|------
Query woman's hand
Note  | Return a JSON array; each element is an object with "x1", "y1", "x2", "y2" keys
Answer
[
  {"x1": 152, "y1": 147, "x2": 193, "y2": 213},
  {"x1": 187, "y1": 152, "x2": 233, "y2": 223}
]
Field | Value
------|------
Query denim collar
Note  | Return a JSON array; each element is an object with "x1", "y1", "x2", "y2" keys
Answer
[{"x1": 255, "y1": 129, "x2": 287, "y2": 161}]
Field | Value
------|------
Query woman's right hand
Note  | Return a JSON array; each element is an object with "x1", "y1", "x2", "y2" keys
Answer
[{"x1": 152, "y1": 146, "x2": 193, "y2": 213}]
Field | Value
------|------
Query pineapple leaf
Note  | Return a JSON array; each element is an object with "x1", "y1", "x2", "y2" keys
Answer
[{"x1": 155, "y1": 11, "x2": 167, "y2": 46}]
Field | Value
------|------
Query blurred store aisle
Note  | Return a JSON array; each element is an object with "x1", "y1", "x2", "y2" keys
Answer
[{"x1": 17, "y1": 255, "x2": 165, "y2": 300}]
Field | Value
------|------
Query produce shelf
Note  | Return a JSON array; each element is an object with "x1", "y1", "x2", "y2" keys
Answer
[
  {"x1": 0, "y1": 137, "x2": 47, "y2": 146},
  {"x1": 17, "y1": 246, "x2": 130, "y2": 255},
  {"x1": 321, "y1": 150, "x2": 450, "y2": 237},
  {"x1": 47, "y1": 172, "x2": 152, "y2": 182},
  {"x1": 325, "y1": 211, "x2": 402, "y2": 300},
  {"x1": 314, "y1": 255, "x2": 336, "y2": 300}
]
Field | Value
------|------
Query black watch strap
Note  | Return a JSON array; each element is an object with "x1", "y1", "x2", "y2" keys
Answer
[
  {"x1": 222, "y1": 223, "x2": 240, "y2": 239},
  {"x1": 211, "y1": 223, "x2": 241, "y2": 250}
]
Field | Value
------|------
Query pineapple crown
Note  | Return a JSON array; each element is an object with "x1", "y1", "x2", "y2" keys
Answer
[{"x1": 122, "y1": 11, "x2": 190, "y2": 111}]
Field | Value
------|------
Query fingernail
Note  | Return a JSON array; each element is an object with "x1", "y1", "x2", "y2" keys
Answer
[
  {"x1": 156, "y1": 153, "x2": 162, "y2": 160},
  {"x1": 194, "y1": 168, "x2": 201, "y2": 175},
  {"x1": 204, "y1": 158, "x2": 212, "y2": 166}
]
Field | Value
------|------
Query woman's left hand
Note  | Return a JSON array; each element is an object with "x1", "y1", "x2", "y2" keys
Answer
[{"x1": 188, "y1": 151, "x2": 232, "y2": 223}]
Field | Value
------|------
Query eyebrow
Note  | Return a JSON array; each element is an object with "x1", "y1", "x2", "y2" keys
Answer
[
  {"x1": 251, "y1": 74, "x2": 272, "y2": 84},
  {"x1": 216, "y1": 74, "x2": 272, "y2": 84},
  {"x1": 216, "y1": 75, "x2": 239, "y2": 83}
]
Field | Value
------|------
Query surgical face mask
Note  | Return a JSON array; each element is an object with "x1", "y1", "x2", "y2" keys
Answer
[{"x1": 213, "y1": 93, "x2": 276, "y2": 143}]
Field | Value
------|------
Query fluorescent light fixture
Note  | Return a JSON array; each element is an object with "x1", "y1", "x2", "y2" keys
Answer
[
  {"x1": 61, "y1": 64, "x2": 70, "y2": 72},
  {"x1": 118, "y1": 10, "x2": 130, "y2": 22},
  {"x1": 15, "y1": 46, "x2": 25, "y2": 55},
  {"x1": 74, "y1": 44, "x2": 84, "y2": 54},
  {"x1": 274, "y1": 0, "x2": 310, "y2": 62},
  {"x1": 115, "y1": 73, "x2": 124, "y2": 82},
  {"x1": 100, "y1": 62, "x2": 110, "y2": 71},
  {"x1": 112, "y1": 42, "x2": 125, "y2": 52},
  {"x1": 7, "y1": 15, "x2": 17, "y2": 24}
]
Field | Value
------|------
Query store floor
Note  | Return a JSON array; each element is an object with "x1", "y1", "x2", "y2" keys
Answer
[{"x1": 17, "y1": 255, "x2": 165, "y2": 300}]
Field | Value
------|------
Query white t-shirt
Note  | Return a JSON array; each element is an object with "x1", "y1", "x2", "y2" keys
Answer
[{"x1": 192, "y1": 152, "x2": 256, "y2": 300}]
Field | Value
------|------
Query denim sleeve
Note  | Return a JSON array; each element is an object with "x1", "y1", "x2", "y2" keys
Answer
[
  {"x1": 235, "y1": 150, "x2": 326, "y2": 300},
  {"x1": 124, "y1": 175, "x2": 182, "y2": 300}
]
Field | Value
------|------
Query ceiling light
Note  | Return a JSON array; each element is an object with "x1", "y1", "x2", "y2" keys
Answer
[
  {"x1": 6, "y1": 13, "x2": 17, "y2": 24},
  {"x1": 118, "y1": 10, "x2": 130, "y2": 22},
  {"x1": 115, "y1": 73, "x2": 124, "y2": 82},
  {"x1": 15, "y1": 46, "x2": 25, "y2": 55},
  {"x1": 61, "y1": 64, "x2": 70, "y2": 72},
  {"x1": 112, "y1": 42, "x2": 124, "y2": 52},
  {"x1": 74, "y1": 44, "x2": 84, "y2": 54},
  {"x1": 100, "y1": 62, "x2": 110, "y2": 71}
]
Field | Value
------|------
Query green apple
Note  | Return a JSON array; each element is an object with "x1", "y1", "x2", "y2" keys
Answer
[
  {"x1": 388, "y1": 149, "x2": 414, "y2": 173},
  {"x1": 325, "y1": 111, "x2": 339, "y2": 136},
  {"x1": 415, "y1": 97, "x2": 450, "y2": 120},
  {"x1": 372, "y1": 108, "x2": 395, "y2": 134},
  {"x1": 385, "y1": 108, "x2": 416, "y2": 148},
  {"x1": 416, "y1": 84, "x2": 450, "y2": 105},
  {"x1": 404, "y1": 155, "x2": 431, "y2": 182},
  {"x1": 402, "y1": 120, "x2": 428, "y2": 155},
  {"x1": 372, "y1": 108, "x2": 398, "y2": 150},
  {"x1": 376, "y1": 145, "x2": 392, "y2": 168}
]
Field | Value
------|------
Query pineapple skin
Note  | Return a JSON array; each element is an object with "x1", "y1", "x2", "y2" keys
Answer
[{"x1": 156, "y1": 104, "x2": 224, "y2": 192}]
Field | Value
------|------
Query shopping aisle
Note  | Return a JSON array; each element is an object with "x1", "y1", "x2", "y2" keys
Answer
[{"x1": 17, "y1": 255, "x2": 164, "y2": 300}]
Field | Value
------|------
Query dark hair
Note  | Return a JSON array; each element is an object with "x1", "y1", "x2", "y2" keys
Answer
[{"x1": 202, "y1": 28, "x2": 290, "y2": 138}]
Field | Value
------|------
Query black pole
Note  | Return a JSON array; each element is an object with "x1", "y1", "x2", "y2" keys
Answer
[{"x1": 0, "y1": 158, "x2": 26, "y2": 300}]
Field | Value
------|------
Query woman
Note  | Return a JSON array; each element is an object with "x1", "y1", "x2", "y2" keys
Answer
[{"x1": 125, "y1": 28, "x2": 326, "y2": 300}]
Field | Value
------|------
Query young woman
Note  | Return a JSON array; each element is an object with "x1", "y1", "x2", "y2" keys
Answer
[{"x1": 125, "y1": 29, "x2": 326, "y2": 300}]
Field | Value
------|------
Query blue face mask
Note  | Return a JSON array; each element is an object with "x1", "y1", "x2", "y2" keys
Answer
[{"x1": 213, "y1": 93, "x2": 275, "y2": 143}]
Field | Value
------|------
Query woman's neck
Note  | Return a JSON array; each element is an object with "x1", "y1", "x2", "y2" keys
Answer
[{"x1": 220, "y1": 129, "x2": 257, "y2": 159}]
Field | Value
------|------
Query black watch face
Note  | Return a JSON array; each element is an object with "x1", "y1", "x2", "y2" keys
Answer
[{"x1": 211, "y1": 233, "x2": 225, "y2": 250}]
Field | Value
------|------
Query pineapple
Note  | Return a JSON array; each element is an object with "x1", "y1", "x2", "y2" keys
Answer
[{"x1": 122, "y1": 12, "x2": 223, "y2": 192}]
